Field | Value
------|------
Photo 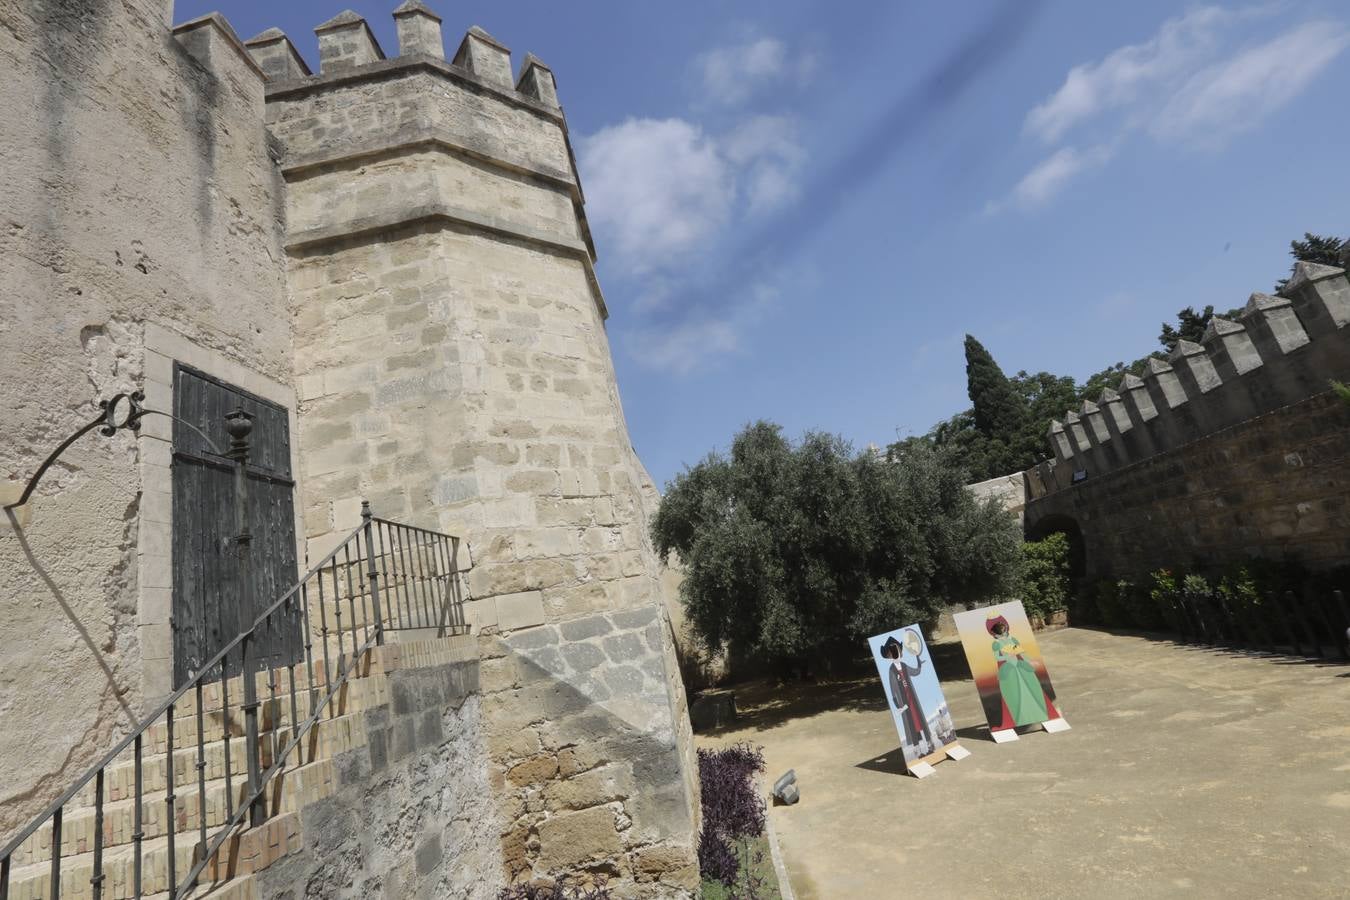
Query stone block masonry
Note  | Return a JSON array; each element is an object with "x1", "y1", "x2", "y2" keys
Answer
[
  {"x1": 259, "y1": 5, "x2": 699, "y2": 892},
  {"x1": 1027, "y1": 263, "x2": 1350, "y2": 581},
  {"x1": 0, "y1": 0, "x2": 698, "y2": 893}
]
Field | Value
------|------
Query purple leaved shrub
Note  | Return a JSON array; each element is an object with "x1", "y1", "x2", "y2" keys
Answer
[{"x1": 697, "y1": 742, "x2": 767, "y2": 886}]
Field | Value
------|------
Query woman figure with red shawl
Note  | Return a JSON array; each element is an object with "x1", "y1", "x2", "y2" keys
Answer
[{"x1": 986, "y1": 614, "x2": 1059, "y2": 729}]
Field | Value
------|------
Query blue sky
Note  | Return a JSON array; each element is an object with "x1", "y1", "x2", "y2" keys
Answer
[{"x1": 180, "y1": 0, "x2": 1350, "y2": 488}]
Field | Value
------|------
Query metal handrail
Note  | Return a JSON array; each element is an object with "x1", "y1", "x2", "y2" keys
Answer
[{"x1": 0, "y1": 504, "x2": 468, "y2": 899}]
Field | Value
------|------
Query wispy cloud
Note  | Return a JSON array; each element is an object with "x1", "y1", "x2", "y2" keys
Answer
[
  {"x1": 695, "y1": 37, "x2": 817, "y2": 107},
  {"x1": 994, "y1": 7, "x2": 1348, "y2": 213},
  {"x1": 626, "y1": 282, "x2": 779, "y2": 374},
  {"x1": 1025, "y1": 6, "x2": 1234, "y2": 143},
  {"x1": 580, "y1": 34, "x2": 816, "y2": 374},
  {"x1": 988, "y1": 144, "x2": 1115, "y2": 213},
  {"x1": 1152, "y1": 20, "x2": 1350, "y2": 147}
]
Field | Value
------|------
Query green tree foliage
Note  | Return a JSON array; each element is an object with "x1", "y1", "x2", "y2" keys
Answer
[
  {"x1": 1018, "y1": 533, "x2": 1069, "y2": 621},
  {"x1": 652, "y1": 422, "x2": 1022, "y2": 666},
  {"x1": 1158, "y1": 305, "x2": 1216, "y2": 352},
  {"x1": 1276, "y1": 233, "x2": 1348, "y2": 294},
  {"x1": 964, "y1": 335, "x2": 1028, "y2": 444}
]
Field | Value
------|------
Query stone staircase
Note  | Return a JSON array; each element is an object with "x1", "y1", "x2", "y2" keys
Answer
[{"x1": 1, "y1": 634, "x2": 473, "y2": 900}]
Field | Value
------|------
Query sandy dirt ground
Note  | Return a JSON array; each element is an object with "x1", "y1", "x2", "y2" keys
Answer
[{"x1": 699, "y1": 627, "x2": 1350, "y2": 899}]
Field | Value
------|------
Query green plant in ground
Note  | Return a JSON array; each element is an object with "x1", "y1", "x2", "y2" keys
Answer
[
  {"x1": 1148, "y1": 569, "x2": 1184, "y2": 634},
  {"x1": 1331, "y1": 379, "x2": 1350, "y2": 404},
  {"x1": 1019, "y1": 533, "x2": 1070, "y2": 622},
  {"x1": 1094, "y1": 579, "x2": 1133, "y2": 628},
  {"x1": 653, "y1": 422, "x2": 1021, "y2": 669}
]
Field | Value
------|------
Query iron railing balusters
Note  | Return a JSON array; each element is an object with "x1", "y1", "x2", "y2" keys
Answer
[
  {"x1": 313, "y1": 573, "x2": 333, "y2": 720},
  {"x1": 48, "y1": 806, "x2": 61, "y2": 900},
  {"x1": 362, "y1": 504, "x2": 385, "y2": 645},
  {"x1": 414, "y1": 528, "x2": 437, "y2": 630},
  {"x1": 0, "y1": 509, "x2": 466, "y2": 900},
  {"x1": 165, "y1": 704, "x2": 177, "y2": 895},
  {"x1": 394, "y1": 525, "x2": 417, "y2": 627},
  {"x1": 133, "y1": 734, "x2": 143, "y2": 898},
  {"x1": 91, "y1": 770, "x2": 105, "y2": 900},
  {"x1": 195, "y1": 682, "x2": 209, "y2": 865},
  {"x1": 220, "y1": 660, "x2": 235, "y2": 820},
  {"x1": 287, "y1": 661, "x2": 300, "y2": 766},
  {"x1": 240, "y1": 633, "x2": 265, "y2": 828},
  {"x1": 375, "y1": 521, "x2": 399, "y2": 633},
  {"x1": 330, "y1": 558, "x2": 346, "y2": 682},
  {"x1": 343, "y1": 543, "x2": 359, "y2": 662},
  {"x1": 298, "y1": 582, "x2": 319, "y2": 737}
]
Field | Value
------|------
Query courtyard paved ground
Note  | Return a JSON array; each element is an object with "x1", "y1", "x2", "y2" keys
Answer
[{"x1": 699, "y1": 627, "x2": 1350, "y2": 899}]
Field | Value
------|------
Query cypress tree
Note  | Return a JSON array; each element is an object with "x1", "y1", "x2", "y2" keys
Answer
[{"x1": 964, "y1": 335, "x2": 1027, "y2": 444}]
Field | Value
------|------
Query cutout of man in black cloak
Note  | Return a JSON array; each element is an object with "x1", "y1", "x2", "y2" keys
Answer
[{"x1": 881, "y1": 632, "x2": 933, "y2": 758}]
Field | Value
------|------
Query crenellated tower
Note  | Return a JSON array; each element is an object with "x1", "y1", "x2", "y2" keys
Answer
[{"x1": 233, "y1": 6, "x2": 699, "y2": 893}]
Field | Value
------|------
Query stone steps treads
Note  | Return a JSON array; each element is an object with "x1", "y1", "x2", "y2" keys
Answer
[
  {"x1": 17, "y1": 728, "x2": 357, "y2": 868},
  {"x1": 73, "y1": 679, "x2": 386, "y2": 812},
  {"x1": 4, "y1": 812, "x2": 300, "y2": 900}
]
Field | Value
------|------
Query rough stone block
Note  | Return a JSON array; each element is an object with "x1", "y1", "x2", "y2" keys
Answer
[
  {"x1": 496, "y1": 590, "x2": 546, "y2": 631},
  {"x1": 536, "y1": 806, "x2": 622, "y2": 871},
  {"x1": 560, "y1": 615, "x2": 613, "y2": 642},
  {"x1": 543, "y1": 763, "x2": 634, "y2": 812}
]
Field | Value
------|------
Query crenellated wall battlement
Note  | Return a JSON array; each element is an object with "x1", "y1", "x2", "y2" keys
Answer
[{"x1": 1033, "y1": 261, "x2": 1350, "y2": 498}]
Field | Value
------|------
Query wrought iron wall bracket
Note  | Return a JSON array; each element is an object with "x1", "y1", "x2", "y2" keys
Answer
[{"x1": 5, "y1": 391, "x2": 147, "y2": 511}]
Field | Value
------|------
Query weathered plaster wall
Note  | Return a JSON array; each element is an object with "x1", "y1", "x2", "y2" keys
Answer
[
  {"x1": 255, "y1": 656, "x2": 505, "y2": 899},
  {"x1": 261, "y1": 10, "x2": 698, "y2": 891},
  {"x1": 0, "y1": 0, "x2": 292, "y2": 831}
]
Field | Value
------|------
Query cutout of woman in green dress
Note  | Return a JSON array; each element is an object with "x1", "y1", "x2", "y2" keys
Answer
[{"x1": 987, "y1": 614, "x2": 1059, "y2": 729}]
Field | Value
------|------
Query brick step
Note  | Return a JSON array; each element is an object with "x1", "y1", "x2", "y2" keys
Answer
[
  {"x1": 4, "y1": 811, "x2": 299, "y2": 900},
  {"x1": 145, "y1": 871, "x2": 257, "y2": 900},
  {"x1": 67, "y1": 680, "x2": 381, "y2": 812},
  {"x1": 18, "y1": 722, "x2": 362, "y2": 868},
  {"x1": 138, "y1": 650, "x2": 392, "y2": 755}
]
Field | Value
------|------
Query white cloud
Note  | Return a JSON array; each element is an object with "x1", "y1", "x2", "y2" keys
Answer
[
  {"x1": 1025, "y1": 6, "x2": 1233, "y2": 143},
  {"x1": 579, "y1": 116, "x2": 806, "y2": 274},
  {"x1": 1152, "y1": 21, "x2": 1350, "y2": 146},
  {"x1": 579, "y1": 119, "x2": 733, "y2": 276},
  {"x1": 628, "y1": 318, "x2": 741, "y2": 375},
  {"x1": 722, "y1": 115, "x2": 806, "y2": 213},
  {"x1": 995, "y1": 7, "x2": 1348, "y2": 214},
  {"x1": 695, "y1": 37, "x2": 814, "y2": 106},
  {"x1": 990, "y1": 144, "x2": 1114, "y2": 213},
  {"x1": 628, "y1": 281, "x2": 779, "y2": 374}
]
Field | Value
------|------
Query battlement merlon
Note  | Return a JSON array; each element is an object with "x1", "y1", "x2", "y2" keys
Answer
[
  {"x1": 242, "y1": 4, "x2": 606, "y2": 318},
  {"x1": 1037, "y1": 265, "x2": 1350, "y2": 492},
  {"x1": 245, "y1": 28, "x2": 312, "y2": 81}
]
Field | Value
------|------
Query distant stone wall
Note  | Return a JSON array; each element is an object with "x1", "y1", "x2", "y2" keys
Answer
[
  {"x1": 968, "y1": 472, "x2": 1027, "y2": 524},
  {"x1": 1027, "y1": 262, "x2": 1350, "y2": 580}
]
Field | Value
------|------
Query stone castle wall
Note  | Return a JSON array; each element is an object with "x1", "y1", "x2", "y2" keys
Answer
[
  {"x1": 1026, "y1": 263, "x2": 1350, "y2": 580},
  {"x1": 1, "y1": 1, "x2": 698, "y2": 892}
]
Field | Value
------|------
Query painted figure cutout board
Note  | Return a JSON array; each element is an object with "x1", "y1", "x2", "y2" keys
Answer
[
  {"x1": 953, "y1": 601, "x2": 1069, "y2": 741},
  {"x1": 867, "y1": 625, "x2": 965, "y2": 775}
]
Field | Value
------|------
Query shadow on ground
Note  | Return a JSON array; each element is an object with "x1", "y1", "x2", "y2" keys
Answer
[{"x1": 696, "y1": 640, "x2": 974, "y2": 738}]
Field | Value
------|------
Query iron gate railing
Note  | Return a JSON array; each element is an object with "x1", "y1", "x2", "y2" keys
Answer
[{"x1": 0, "y1": 504, "x2": 467, "y2": 899}]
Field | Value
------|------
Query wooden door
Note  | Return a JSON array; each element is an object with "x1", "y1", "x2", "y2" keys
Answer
[{"x1": 171, "y1": 364, "x2": 301, "y2": 686}]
